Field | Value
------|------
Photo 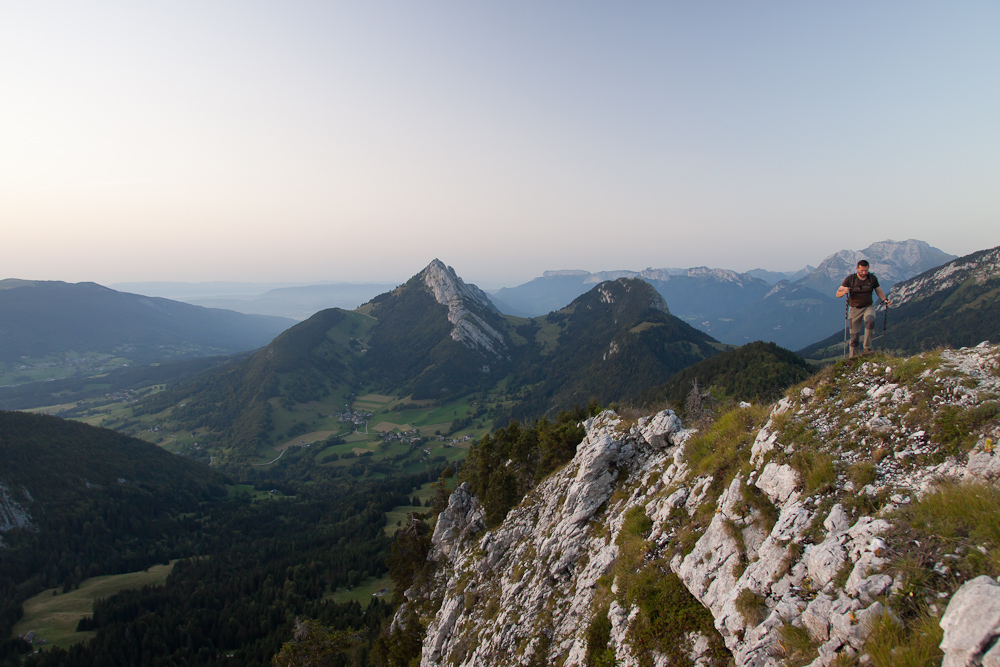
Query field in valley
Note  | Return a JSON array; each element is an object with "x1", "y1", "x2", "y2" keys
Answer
[{"x1": 13, "y1": 562, "x2": 177, "y2": 650}]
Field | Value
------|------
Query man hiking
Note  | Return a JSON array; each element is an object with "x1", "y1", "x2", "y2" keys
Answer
[{"x1": 836, "y1": 260, "x2": 891, "y2": 357}]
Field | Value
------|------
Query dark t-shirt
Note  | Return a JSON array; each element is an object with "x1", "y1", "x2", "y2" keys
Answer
[{"x1": 842, "y1": 273, "x2": 880, "y2": 308}]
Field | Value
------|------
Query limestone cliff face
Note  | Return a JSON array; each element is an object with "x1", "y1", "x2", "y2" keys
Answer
[
  {"x1": 421, "y1": 259, "x2": 508, "y2": 357},
  {"x1": 397, "y1": 342, "x2": 1000, "y2": 667}
]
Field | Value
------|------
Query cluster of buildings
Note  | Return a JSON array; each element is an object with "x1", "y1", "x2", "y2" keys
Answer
[
  {"x1": 334, "y1": 409, "x2": 374, "y2": 424},
  {"x1": 378, "y1": 428, "x2": 423, "y2": 445},
  {"x1": 105, "y1": 389, "x2": 139, "y2": 405}
]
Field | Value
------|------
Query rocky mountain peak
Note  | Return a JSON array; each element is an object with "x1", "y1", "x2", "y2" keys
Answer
[
  {"x1": 542, "y1": 269, "x2": 591, "y2": 278},
  {"x1": 798, "y1": 239, "x2": 956, "y2": 296},
  {"x1": 419, "y1": 259, "x2": 508, "y2": 355}
]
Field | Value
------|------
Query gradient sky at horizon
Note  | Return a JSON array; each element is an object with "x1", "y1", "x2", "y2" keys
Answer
[{"x1": 2, "y1": 2, "x2": 998, "y2": 289}]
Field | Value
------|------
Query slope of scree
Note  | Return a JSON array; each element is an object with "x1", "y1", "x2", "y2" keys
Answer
[{"x1": 393, "y1": 342, "x2": 1000, "y2": 667}]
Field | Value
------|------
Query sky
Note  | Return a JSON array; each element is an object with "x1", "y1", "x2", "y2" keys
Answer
[{"x1": 2, "y1": 2, "x2": 998, "y2": 289}]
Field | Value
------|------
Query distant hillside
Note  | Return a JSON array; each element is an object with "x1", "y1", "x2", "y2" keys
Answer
[
  {"x1": 0, "y1": 355, "x2": 229, "y2": 411},
  {"x1": 799, "y1": 244, "x2": 1000, "y2": 361},
  {"x1": 0, "y1": 411, "x2": 225, "y2": 636},
  {"x1": 0, "y1": 280, "x2": 295, "y2": 374},
  {"x1": 134, "y1": 308, "x2": 372, "y2": 462},
  {"x1": 489, "y1": 267, "x2": 767, "y2": 321},
  {"x1": 112, "y1": 280, "x2": 400, "y2": 321},
  {"x1": 746, "y1": 265, "x2": 813, "y2": 285},
  {"x1": 641, "y1": 341, "x2": 813, "y2": 412},
  {"x1": 695, "y1": 281, "x2": 843, "y2": 350},
  {"x1": 490, "y1": 271, "x2": 595, "y2": 318},
  {"x1": 186, "y1": 282, "x2": 400, "y2": 320}
]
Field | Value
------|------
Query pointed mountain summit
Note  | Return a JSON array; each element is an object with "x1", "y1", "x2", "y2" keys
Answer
[
  {"x1": 362, "y1": 260, "x2": 514, "y2": 399},
  {"x1": 122, "y1": 265, "x2": 725, "y2": 463},
  {"x1": 420, "y1": 259, "x2": 508, "y2": 356}
]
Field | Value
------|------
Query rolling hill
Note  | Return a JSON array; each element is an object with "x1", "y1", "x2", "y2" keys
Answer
[
  {"x1": 0, "y1": 280, "x2": 295, "y2": 386},
  {"x1": 640, "y1": 340, "x2": 813, "y2": 412}
]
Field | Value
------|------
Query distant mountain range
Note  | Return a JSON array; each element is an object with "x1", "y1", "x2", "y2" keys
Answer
[
  {"x1": 799, "y1": 244, "x2": 1000, "y2": 360},
  {"x1": 0, "y1": 280, "x2": 295, "y2": 386},
  {"x1": 488, "y1": 239, "x2": 955, "y2": 350},
  {"x1": 131, "y1": 260, "x2": 723, "y2": 462},
  {"x1": 111, "y1": 281, "x2": 400, "y2": 321}
]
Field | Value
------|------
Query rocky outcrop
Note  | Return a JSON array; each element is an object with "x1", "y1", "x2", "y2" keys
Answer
[
  {"x1": 422, "y1": 259, "x2": 508, "y2": 356},
  {"x1": 396, "y1": 343, "x2": 1000, "y2": 667},
  {"x1": 890, "y1": 245, "x2": 1000, "y2": 308},
  {"x1": 0, "y1": 481, "x2": 34, "y2": 536},
  {"x1": 429, "y1": 483, "x2": 484, "y2": 561}
]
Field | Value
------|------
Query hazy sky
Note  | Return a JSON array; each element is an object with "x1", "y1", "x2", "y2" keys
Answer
[{"x1": 2, "y1": 2, "x2": 998, "y2": 288}]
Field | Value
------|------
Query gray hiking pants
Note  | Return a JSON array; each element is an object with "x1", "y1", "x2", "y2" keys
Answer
[{"x1": 848, "y1": 304, "x2": 877, "y2": 356}]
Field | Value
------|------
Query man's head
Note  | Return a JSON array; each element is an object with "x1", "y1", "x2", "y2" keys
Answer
[{"x1": 857, "y1": 260, "x2": 870, "y2": 277}]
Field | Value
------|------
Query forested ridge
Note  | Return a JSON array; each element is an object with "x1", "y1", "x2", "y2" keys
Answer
[{"x1": 640, "y1": 341, "x2": 813, "y2": 413}]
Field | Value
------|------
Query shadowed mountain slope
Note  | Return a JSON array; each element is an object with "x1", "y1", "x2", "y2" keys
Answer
[{"x1": 506, "y1": 278, "x2": 723, "y2": 420}]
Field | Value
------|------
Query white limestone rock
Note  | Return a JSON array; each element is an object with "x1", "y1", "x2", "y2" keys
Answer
[
  {"x1": 754, "y1": 463, "x2": 800, "y2": 505},
  {"x1": 430, "y1": 482, "x2": 485, "y2": 561},
  {"x1": 806, "y1": 538, "x2": 847, "y2": 589},
  {"x1": 940, "y1": 575, "x2": 1000, "y2": 667},
  {"x1": 638, "y1": 410, "x2": 684, "y2": 450},
  {"x1": 965, "y1": 443, "x2": 1000, "y2": 482},
  {"x1": 422, "y1": 259, "x2": 508, "y2": 356}
]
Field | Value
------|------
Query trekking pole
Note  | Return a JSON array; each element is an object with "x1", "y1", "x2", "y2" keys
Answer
[
  {"x1": 881, "y1": 301, "x2": 889, "y2": 352},
  {"x1": 843, "y1": 293, "x2": 849, "y2": 360}
]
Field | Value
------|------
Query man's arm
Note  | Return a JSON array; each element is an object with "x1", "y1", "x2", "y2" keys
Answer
[
  {"x1": 876, "y1": 287, "x2": 892, "y2": 305},
  {"x1": 836, "y1": 276, "x2": 852, "y2": 298}
]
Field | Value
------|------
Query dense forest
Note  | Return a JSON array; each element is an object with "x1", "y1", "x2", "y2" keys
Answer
[{"x1": 0, "y1": 412, "x2": 444, "y2": 666}]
